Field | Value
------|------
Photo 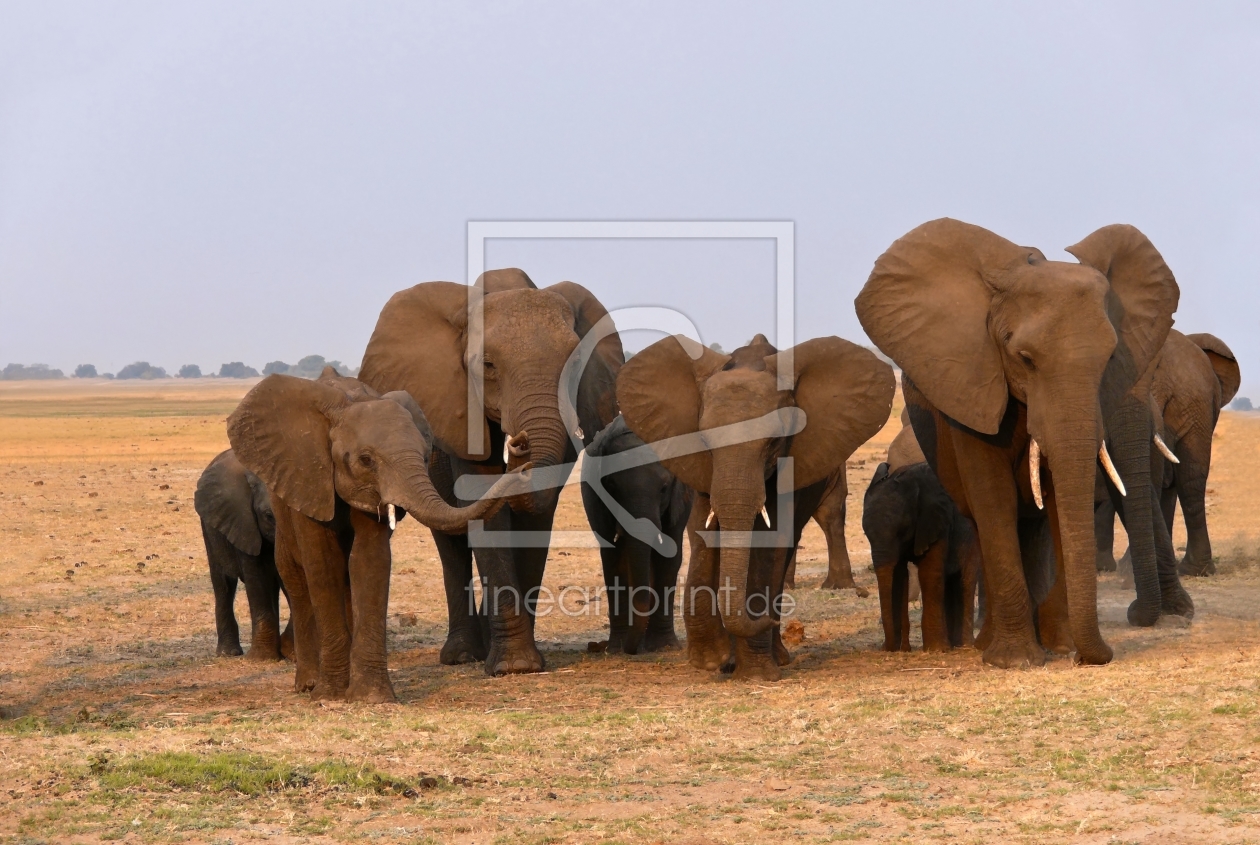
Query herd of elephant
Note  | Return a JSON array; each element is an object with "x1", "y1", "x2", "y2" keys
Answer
[{"x1": 192, "y1": 218, "x2": 1240, "y2": 702}]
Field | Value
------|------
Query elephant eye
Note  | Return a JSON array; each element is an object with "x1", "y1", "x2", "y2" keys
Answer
[
  {"x1": 483, "y1": 360, "x2": 497, "y2": 377},
  {"x1": 1018, "y1": 351, "x2": 1035, "y2": 369},
  {"x1": 359, "y1": 452, "x2": 374, "y2": 468}
]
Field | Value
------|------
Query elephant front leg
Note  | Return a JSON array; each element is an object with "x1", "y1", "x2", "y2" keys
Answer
[
  {"x1": 644, "y1": 550, "x2": 684, "y2": 652},
  {"x1": 916, "y1": 544, "x2": 952, "y2": 653},
  {"x1": 682, "y1": 501, "x2": 731, "y2": 671},
  {"x1": 433, "y1": 529, "x2": 487, "y2": 665},
  {"x1": 346, "y1": 511, "x2": 398, "y2": 703},
  {"x1": 209, "y1": 562, "x2": 243, "y2": 657},
  {"x1": 287, "y1": 510, "x2": 353, "y2": 700},
  {"x1": 476, "y1": 507, "x2": 546, "y2": 676},
  {"x1": 239, "y1": 557, "x2": 284, "y2": 661},
  {"x1": 875, "y1": 563, "x2": 911, "y2": 652},
  {"x1": 600, "y1": 544, "x2": 631, "y2": 653},
  {"x1": 817, "y1": 477, "x2": 869, "y2": 597},
  {"x1": 731, "y1": 630, "x2": 780, "y2": 681},
  {"x1": 273, "y1": 510, "x2": 320, "y2": 692}
]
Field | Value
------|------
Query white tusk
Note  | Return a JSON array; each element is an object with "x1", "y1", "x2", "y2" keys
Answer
[
  {"x1": 1029, "y1": 439, "x2": 1044, "y2": 510},
  {"x1": 573, "y1": 426, "x2": 584, "y2": 439},
  {"x1": 1100, "y1": 441, "x2": 1127, "y2": 496},
  {"x1": 705, "y1": 511, "x2": 715, "y2": 529},
  {"x1": 387, "y1": 503, "x2": 396, "y2": 530},
  {"x1": 657, "y1": 532, "x2": 664, "y2": 545},
  {"x1": 1153, "y1": 433, "x2": 1180, "y2": 464},
  {"x1": 503, "y1": 440, "x2": 510, "y2": 464},
  {"x1": 760, "y1": 506, "x2": 771, "y2": 526}
]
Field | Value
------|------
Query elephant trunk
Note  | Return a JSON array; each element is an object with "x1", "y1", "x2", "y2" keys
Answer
[
  {"x1": 505, "y1": 377, "x2": 571, "y2": 513},
  {"x1": 710, "y1": 453, "x2": 775, "y2": 639},
  {"x1": 383, "y1": 453, "x2": 521, "y2": 534},
  {"x1": 1105, "y1": 394, "x2": 1163, "y2": 626},
  {"x1": 1042, "y1": 410, "x2": 1114, "y2": 665}
]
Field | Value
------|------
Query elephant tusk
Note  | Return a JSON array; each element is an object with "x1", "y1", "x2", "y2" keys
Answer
[
  {"x1": 503, "y1": 440, "x2": 510, "y2": 465},
  {"x1": 387, "y1": 503, "x2": 396, "y2": 530},
  {"x1": 657, "y1": 532, "x2": 664, "y2": 546},
  {"x1": 760, "y1": 505, "x2": 771, "y2": 526},
  {"x1": 1153, "y1": 433, "x2": 1180, "y2": 464},
  {"x1": 573, "y1": 426, "x2": 584, "y2": 440},
  {"x1": 1029, "y1": 439, "x2": 1044, "y2": 510},
  {"x1": 1100, "y1": 441, "x2": 1127, "y2": 496},
  {"x1": 705, "y1": 511, "x2": 715, "y2": 529}
]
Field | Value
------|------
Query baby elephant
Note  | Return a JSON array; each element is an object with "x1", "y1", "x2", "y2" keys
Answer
[
  {"x1": 195, "y1": 449, "x2": 293, "y2": 659},
  {"x1": 862, "y1": 462, "x2": 979, "y2": 652}
]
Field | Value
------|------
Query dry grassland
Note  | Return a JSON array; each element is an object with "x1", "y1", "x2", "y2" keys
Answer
[{"x1": 1, "y1": 378, "x2": 1259, "y2": 844}]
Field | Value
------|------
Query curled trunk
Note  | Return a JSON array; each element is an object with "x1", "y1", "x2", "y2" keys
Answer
[
  {"x1": 506, "y1": 379, "x2": 571, "y2": 513},
  {"x1": 384, "y1": 454, "x2": 524, "y2": 534}
]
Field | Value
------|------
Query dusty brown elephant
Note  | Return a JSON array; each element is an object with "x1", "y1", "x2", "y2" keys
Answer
[
  {"x1": 856, "y1": 219, "x2": 1179, "y2": 667},
  {"x1": 732, "y1": 337, "x2": 868, "y2": 597},
  {"x1": 227, "y1": 369, "x2": 529, "y2": 702},
  {"x1": 1096, "y1": 330, "x2": 1240, "y2": 577},
  {"x1": 618, "y1": 334, "x2": 895, "y2": 680},
  {"x1": 358, "y1": 269, "x2": 623, "y2": 675}
]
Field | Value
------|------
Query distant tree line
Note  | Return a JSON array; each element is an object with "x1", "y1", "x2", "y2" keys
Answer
[
  {"x1": 262, "y1": 355, "x2": 358, "y2": 378},
  {"x1": 7, "y1": 356, "x2": 355, "y2": 381},
  {"x1": 1, "y1": 363, "x2": 65, "y2": 380}
]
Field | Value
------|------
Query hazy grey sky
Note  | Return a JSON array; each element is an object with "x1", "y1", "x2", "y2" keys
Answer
[{"x1": 1, "y1": 2, "x2": 1256, "y2": 396}]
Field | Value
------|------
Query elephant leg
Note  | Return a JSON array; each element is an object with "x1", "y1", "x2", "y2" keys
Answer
[
  {"x1": 599, "y1": 543, "x2": 630, "y2": 653},
  {"x1": 916, "y1": 543, "x2": 951, "y2": 653},
  {"x1": 288, "y1": 512, "x2": 352, "y2": 700},
  {"x1": 208, "y1": 550, "x2": 243, "y2": 657},
  {"x1": 1160, "y1": 485, "x2": 1178, "y2": 537},
  {"x1": 345, "y1": 510, "x2": 397, "y2": 703},
  {"x1": 731, "y1": 628, "x2": 780, "y2": 682},
  {"x1": 1153, "y1": 489, "x2": 1194, "y2": 618},
  {"x1": 683, "y1": 499, "x2": 731, "y2": 671},
  {"x1": 1094, "y1": 496, "x2": 1118, "y2": 573},
  {"x1": 644, "y1": 546, "x2": 683, "y2": 652},
  {"x1": 1176, "y1": 446, "x2": 1216, "y2": 577},
  {"x1": 432, "y1": 527, "x2": 486, "y2": 665},
  {"x1": 957, "y1": 521, "x2": 981, "y2": 648},
  {"x1": 273, "y1": 507, "x2": 320, "y2": 693},
  {"x1": 950, "y1": 427, "x2": 1044, "y2": 668},
  {"x1": 875, "y1": 563, "x2": 909, "y2": 652},
  {"x1": 239, "y1": 553, "x2": 283, "y2": 661},
  {"x1": 818, "y1": 474, "x2": 868, "y2": 596},
  {"x1": 475, "y1": 506, "x2": 546, "y2": 676}
]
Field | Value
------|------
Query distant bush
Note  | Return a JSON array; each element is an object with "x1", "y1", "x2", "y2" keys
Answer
[
  {"x1": 116, "y1": 362, "x2": 168, "y2": 380},
  {"x1": 74, "y1": 364, "x2": 97, "y2": 378},
  {"x1": 263, "y1": 361, "x2": 290, "y2": 376},
  {"x1": 218, "y1": 362, "x2": 260, "y2": 379},
  {"x1": 1232, "y1": 397, "x2": 1253, "y2": 411},
  {"x1": 2, "y1": 363, "x2": 65, "y2": 380},
  {"x1": 178, "y1": 364, "x2": 202, "y2": 378},
  {"x1": 287, "y1": 355, "x2": 357, "y2": 378}
]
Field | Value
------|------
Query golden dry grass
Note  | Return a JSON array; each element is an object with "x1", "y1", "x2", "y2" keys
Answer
[{"x1": 1, "y1": 379, "x2": 1259, "y2": 844}]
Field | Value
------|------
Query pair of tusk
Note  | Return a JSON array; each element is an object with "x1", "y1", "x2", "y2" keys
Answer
[
  {"x1": 1028, "y1": 438, "x2": 1128, "y2": 508},
  {"x1": 387, "y1": 503, "x2": 396, "y2": 530},
  {"x1": 1153, "y1": 433, "x2": 1180, "y2": 464}
]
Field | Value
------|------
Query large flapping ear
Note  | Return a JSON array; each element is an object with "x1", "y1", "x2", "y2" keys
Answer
[
  {"x1": 771, "y1": 336, "x2": 895, "y2": 490},
  {"x1": 855, "y1": 219, "x2": 1026, "y2": 435},
  {"x1": 617, "y1": 335, "x2": 729, "y2": 491},
  {"x1": 1185, "y1": 332, "x2": 1241, "y2": 405},
  {"x1": 382, "y1": 390, "x2": 435, "y2": 453},
  {"x1": 227, "y1": 375, "x2": 349, "y2": 521},
  {"x1": 549, "y1": 281, "x2": 627, "y2": 445},
  {"x1": 1066, "y1": 224, "x2": 1180, "y2": 385},
  {"x1": 195, "y1": 450, "x2": 263, "y2": 555},
  {"x1": 475, "y1": 268, "x2": 536, "y2": 292},
  {"x1": 358, "y1": 281, "x2": 492, "y2": 461}
]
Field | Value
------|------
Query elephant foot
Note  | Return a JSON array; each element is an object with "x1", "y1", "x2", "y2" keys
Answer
[
  {"x1": 294, "y1": 665, "x2": 319, "y2": 694},
  {"x1": 687, "y1": 635, "x2": 731, "y2": 672},
  {"x1": 1073, "y1": 640, "x2": 1114, "y2": 666},
  {"x1": 1161, "y1": 585, "x2": 1195, "y2": 620},
  {"x1": 772, "y1": 635, "x2": 792, "y2": 666},
  {"x1": 644, "y1": 627, "x2": 681, "y2": 652},
  {"x1": 311, "y1": 677, "x2": 349, "y2": 701},
  {"x1": 245, "y1": 644, "x2": 283, "y2": 662},
  {"x1": 347, "y1": 676, "x2": 398, "y2": 704},
  {"x1": 1095, "y1": 551, "x2": 1117, "y2": 573},
  {"x1": 440, "y1": 629, "x2": 488, "y2": 666},
  {"x1": 982, "y1": 637, "x2": 1046, "y2": 669},
  {"x1": 731, "y1": 654, "x2": 781, "y2": 682},
  {"x1": 1127, "y1": 600, "x2": 1161, "y2": 628},
  {"x1": 280, "y1": 625, "x2": 295, "y2": 661},
  {"x1": 1177, "y1": 555, "x2": 1216, "y2": 578},
  {"x1": 216, "y1": 642, "x2": 244, "y2": 657},
  {"x1": 819, "y1": 575, "x2": 870, "y2": 598},
  {"x1": 485, "y1": 639, "x2": 545, "y2": 676}
]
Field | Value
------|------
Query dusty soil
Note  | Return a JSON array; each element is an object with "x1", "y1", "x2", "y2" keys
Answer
[{"x1": 1, "y1": 378, "x2": 1258, "y2": 844}]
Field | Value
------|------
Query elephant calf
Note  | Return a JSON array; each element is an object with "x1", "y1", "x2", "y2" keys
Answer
[
  {"x1": 581, "y1": 415, "x2": 693, "y2": 654},
  {"x1": 195, "y1": 449, "x2": 293, "y2": 660},
  {"x1": 862, "y1": 461, "x2": 979, "y2": 652}
]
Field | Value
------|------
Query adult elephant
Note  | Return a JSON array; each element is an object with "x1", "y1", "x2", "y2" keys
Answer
[
  {"x1": 228, "y1": 369, "x2": 528, "y2": 701},
  {"x1": 856, "y1": 219, "x2": 1179, "y2": 667},
  {"x1": 1095, "y1": 331, "x2": 1240, "y2": 577},
  {"x1": 358, "y1": 269, "x2": 623, "y2": 675},
  {"x1": 618, "y1": 333, "x2": 894, "y2": 680},
  {"x1": 732, "y1": 336, "x2": 869, "y2": 596}
]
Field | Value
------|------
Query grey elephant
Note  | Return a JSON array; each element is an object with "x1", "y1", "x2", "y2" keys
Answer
[{"x1": 195, "y1": 449, "x2": 293, "y2": 660}]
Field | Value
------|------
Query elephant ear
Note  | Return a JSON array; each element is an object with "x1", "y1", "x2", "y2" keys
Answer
[
  {"x1": 1185, "y1": 332, "x2": 1241, "y2": 405},
  {"x1": 617, "y1": 334, "x2": 729, "y2": 492},
  {"x1": 359, "y1": 281, "x2": 492, "y2": 461},
  {"x1": 475, "y1": 268, "x2": 536, "y2": 292},
  {"x1": 1065, "y1": 224, "x2": 1180, "y2": 385},
  {"x1": 771, "y1": 337, "x2": 896, "y2": 490},
  {"x1": 549, "y1": 281, "x2": 626, "y2": 445},
  {"x1": 227, "y1": 375, "x2": 349, "y2": 521},
  {"x1": 195, "y1": 450, "x2": 263, "y2": 555},
  {"x1": 913, "y1": 475, "x2": 953, "y2": 557},
  {"x1": 382, "y1": 390, "x2": 435, "y2": 454},
  {"x1": 856, "y1": 219, "x2": 1029, "y2": 435}
]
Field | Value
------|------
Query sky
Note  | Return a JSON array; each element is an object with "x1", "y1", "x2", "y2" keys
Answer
[{"x1": 1, "y1": 2, "x2": 1257, "y2": 397}]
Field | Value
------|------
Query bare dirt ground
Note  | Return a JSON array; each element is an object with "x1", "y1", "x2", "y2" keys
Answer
[{"x1": 1, "y1": 378, "x2": 1258, "y2": 844}]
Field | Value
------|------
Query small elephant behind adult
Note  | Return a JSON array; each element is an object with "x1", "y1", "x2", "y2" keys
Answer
[
  {"x1": 195, "y1": 449, "x2": 293, "y2": 660},
  {"x1": 862, "y1": 462, "x2": 979, "y2": 652},
  {"x1": 581, "y1": 415, "x2": 693, "y2": 654}
]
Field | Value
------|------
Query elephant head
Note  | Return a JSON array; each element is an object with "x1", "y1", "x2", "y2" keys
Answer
[
  {"x1": 618, "y1": 334, "x2": 894, "y2": 638},
  {"x1": 358, "y1": 269, "x2": 622, "y2": 513},
  {"x1": 227, "y1": 373, "x2": 530, "y2": 533},
  {"x1": 194, "y1": 449, "x2": 275, "y2": 556},
  {"x1": 856, "y1": 218, "x2": 1178, "y2": 661}
]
